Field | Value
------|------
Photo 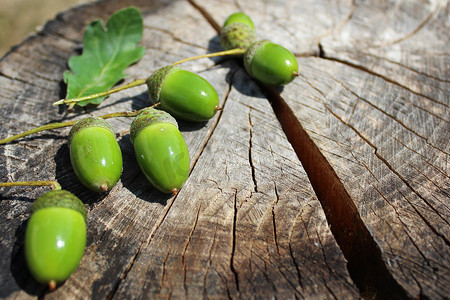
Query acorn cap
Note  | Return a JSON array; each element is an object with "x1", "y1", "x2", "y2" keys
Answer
[
  {"x1": 31, "y1": 190, "x2": 87, "y2": 221},
  {"x1": 220, "y1": 23, "x2": 256, "y2": 51},
  {"x1": 243, "y1": 39, "x2": 271, "y2": 78},
  {"x1": 68, "y1": 117, "x2": 115, "y2": 144},
  {"x1": 129, "y1": 108, "x2": 178, "y2": 144},
  {"x1": 146, "y1": 65, "x2": 179, "y2": 104}
]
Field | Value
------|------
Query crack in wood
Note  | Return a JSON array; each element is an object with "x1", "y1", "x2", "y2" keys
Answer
[
  {"x1": 274, "y1": 260, "x2": 303, "y2": 297},
  {"x1": 390, "y1": 134, "x2": 449, "y2": 179},
  {"x1": 251, "y1": 244, "x2": 302, "y2": 297},
  {"x1": 318, "y1": 48, "x2": 448, "y2": 108},
  {"x1": 143, "y1": 194, "x2": 178, "y2": 248},
  {"x1": 322, "y1": 276, "x2": 338, "y2": 300},
  {"x1": 0, "y1": 71, "x2": 57, "y2": 92},
  {"x1": 181, "y1": 202, "x2": 202, "y2": 294},
  {"x1": 263, "y1": 260, "x2": 278, "y2": 295},
  {"x1": 314, "y1": 1, "x2": 358, "y2": 44},
  {"x1": 158, "y1": 244, "x2": 171, "y2": 293},
  {"x1": 373, "y1": 7, "x2": 438, "y2": 48},
  {"x1": 189, "y1": 80, "x2": 233, "y2": 174},
  {"x1": 230, "y1": 188, "x2": 240, "y2": 293},
  {"x1": 288, "y1": 211, "x2": 305, "y2": 291},
  {"x1": 323, "y1": 102, "x2": 450, "y2": 245},
  {"x1": 209, "y1": 262, "x2": 233, "y2": 299},
  {"x1": 303, "y1": 73, "x2": 449, "y2": 230},
  {"x1": 42, "y1": 28, "x2": 84, "y2": 45},
  {"x1": 356, "y1": 50, "x2": 450, "y2": 83},
  {"x1": 107, "y1": 242, "x2": 142, "y2": 300},
  {"x1": 34, "y1": 35, "x2": 79, "y2": 61},
  {"x1": 402, "y1": 157, "x2": 450, "y2": 198},
  {"x1": 202, "y1": 219, "x2": 218, "y2": 298},
  {"x1": 329, "y1": 74, "x2": 449, "y2": 156},
  {"x1": 271, "y1": 182, "x2": 280, "y2": 255},
  {"x1": 141, "y1": 44, "x2": 187, "y2": 59},
  {"x1": 262, "y1": 84, "x2": 410, "y2": 299},
  {"x1": 248, "y1": 109, "x2": 258, "y2": 193},
  {"x1": 373, "y1": 185, "x2": 438, "y2": 269},
  {"x1": 232, "y1": 0, "x2": 243, "y2": 12},
  {"x1": 144, "y1": 24, "x2": 208, "y2": 51}
]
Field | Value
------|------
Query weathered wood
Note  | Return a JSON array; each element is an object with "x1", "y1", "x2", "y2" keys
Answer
[
  {"x1": 107, "y1": 68, "x2": 359, "y2": 299},
  {"x1": 0, "y1": 0, "x2": 448, "y2": 299},
  {"x1": 272, "y1": 0, "x2": 450, "y2": 299}
]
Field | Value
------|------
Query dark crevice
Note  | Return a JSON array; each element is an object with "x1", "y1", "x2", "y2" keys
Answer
[
  {"x1": 274, "y1": 263, "x2": 301, "y2": 297},
  {"x1": 318, "y1": 43, "x2": 325, "y2": 58},
  {"x1": 158, "y1": 245, "x2": 171, "y2": 293},
  {"x1": 107, "y1": 242, "x2": 142, "y2": 300},
  {"x1": 142, "y1": 193, "x2": 178, "y2": 248},
  {"x1": 288, "y1": 241, "x2": 304, "y2": 290},
  {"x1": 181, "y1": 203, "x2": 202, "y2": 294},
  {"x1": 262, "y1": 85, "x2": 410, "y2": 299},
  {"x1": 230, "y1": 189, "x2": 240, "y2": 293},
  {"x1": 248, "y1": 110, "x2": 258, "y2": 193},
  {"x1": 272, "y1": 182, "x2": 280, "y2": 255}
]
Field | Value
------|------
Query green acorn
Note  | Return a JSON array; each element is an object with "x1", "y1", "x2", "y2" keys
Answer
[
  {"x1": 130, "y1": 108, "x2": 190, "y2": 194},
  {"x1": 244, "y1": 40, "x2": 299, "y2": 86},
  {"x1": 25, "y1": 190, "x2": 86, "y2": 291},
  {"x1": 222, "y1": 12, "x2": 255, "y2": 29},
  {"x1": 147, "y1": 65, "x2": 220, "y2": 122},
  {"x1": 220, "y1": 12, "x2": 256, "y2": 50},
  {"x1": 69, "y1": 117, "x2": 123, "y2": 192}
]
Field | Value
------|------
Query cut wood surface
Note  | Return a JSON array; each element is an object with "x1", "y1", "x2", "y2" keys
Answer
[{"x1": 0, "y1": 0, "x2": 448, "y2": 299}]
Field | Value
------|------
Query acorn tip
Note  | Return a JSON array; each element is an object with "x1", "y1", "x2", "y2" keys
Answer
[
  {"x1": 48, "y1": 280, "x2": 57, "y2": 291},
  {"x1": 293, "y1": 71, "x2": 299, "y2": 77},
  {"x1": 101, "y1": 184, "x2": 108, "y2": 192},
  {"x1": 172, "y1": 188, "x2": 178, "y2": 196}
]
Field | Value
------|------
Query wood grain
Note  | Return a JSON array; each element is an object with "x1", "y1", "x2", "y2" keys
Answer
[{"x1": 0, "y1": 0, "x2": 448, "y2": 299}]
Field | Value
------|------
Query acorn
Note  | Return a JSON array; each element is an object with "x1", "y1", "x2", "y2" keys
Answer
[
  {"x1": 147, "y1": 65, "x2": 220, "y2": 122},
  {"x1": 69, "y1": 117, "x2": 123, "y2": 192},
  {"x1": 220, "y1": 12, "x2": 256, "y2": 50},
  {"x1": 130, "y1": 108, "x2": 190, "y2": 194},
  {"x1": 24, "y1": 190, "x2": 87, "y2": 291},
  {"x1": 244, "y1": 40, "x2": 299, "y2": 86},
  {"x1": 222, "y1": 12, "x2": 255, "y2": 29}
]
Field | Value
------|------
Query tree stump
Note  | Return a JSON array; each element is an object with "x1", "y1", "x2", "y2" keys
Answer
[{"x1": 0, "y1": 0, "x2": 448, "y2": 299}]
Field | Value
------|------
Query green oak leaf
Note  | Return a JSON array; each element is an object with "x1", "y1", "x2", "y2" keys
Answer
[{"x1": 63, "y1": 6, "x2": 145, "y2": 107}]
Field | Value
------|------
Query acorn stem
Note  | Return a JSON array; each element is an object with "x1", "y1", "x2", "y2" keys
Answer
[
  {"x1": 172, "y1": 48, "x2": 246, "y2": 65},
  {"x1": 53, "y1": 78, "x2": 147, "y2": 106},
  {"x1": 53, "y1": 49, "x2": 245, "y2": 108},
  {"x1": 0, "y1": 121, "x2": 78, "y2": 145},
  {"x1": 0, "y1": 105, "x2": 159, "y2": 145},
  {"x1": 0, "y1": 180, "x2": 62, "y2": 190}
]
